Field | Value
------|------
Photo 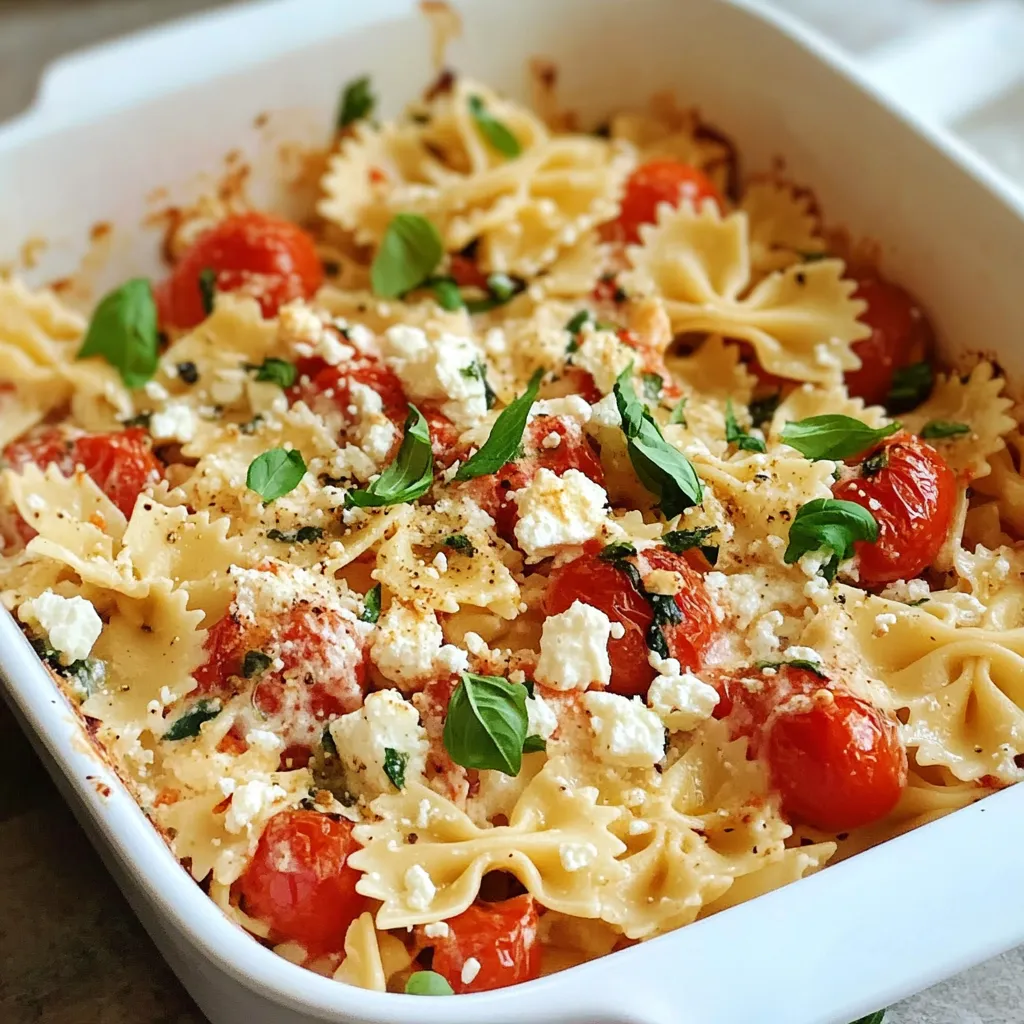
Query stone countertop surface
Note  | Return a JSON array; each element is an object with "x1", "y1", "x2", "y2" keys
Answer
[{"x1": 1, "y1": 2, "x2": 1023, "y2": 1023}]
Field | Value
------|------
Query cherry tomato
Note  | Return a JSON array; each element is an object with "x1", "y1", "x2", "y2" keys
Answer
[
  {"x1": 449, "y1": 254, "x2": 490, "y2": 291},
  {"x1": 609, "y1": 160, "x2": 723, "y2": 245},
  {"x1": 235, "y1": 810, "x2": 366, "y2": 956},
  {"x1": 3, "y1": 426, "x2": 163, "y2": 520},
  {"x1": 844, "y1": 277, "x2": 932, "y2": 406},
  {"x1": 832, "y1": 431, "x2": 955, "y2": 587},
  {"x1": 545, "y1": 547, "x2": 716, "y2": 698},
  {"x1": 426, "y1": 896, "x2": 541, "y2": 993},
  {"x1": 157, "y1": 212, "x2": 324, "y2": 329}
]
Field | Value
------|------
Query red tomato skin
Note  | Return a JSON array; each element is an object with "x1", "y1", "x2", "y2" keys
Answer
[
  {"x1": 427, "y1": 896, "x2": 541, "y2": 993},
  {"x1": 235, "y1": 810, "x2": 366, "y2": 956},
  {"x1": 844, "y1": 277, "x2": 932, "y2": 406},
  {"x1": 833, "y1": 432, "x2": 956, "y2": 587},
  {"x1": 610, "y1": 160, "x2": 723, "y2": 245},
  {"x1": 449, "y1": 254, "x2": 490, "y2": 291},
  {"x1": 158, "y1": 212, "x2": 323, "y2": 329},
  {"x1": 545, "y1": 548, "x2": 716, "y2": 698}
]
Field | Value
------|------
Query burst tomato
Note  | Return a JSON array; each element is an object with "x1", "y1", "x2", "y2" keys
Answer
[
  {"x1": 235, "y1": 810, "x2": 366, "y2": 956},
  {"x1": 426, "y1": 896, "x2": 541, "y2": 993},
  {"x1": 832, "y1": 431, "x2": 955, "y2": 586},
  {"x1": 157, "y1": 212, "x2": 323, "y2": 329},
  {"x1": 545, "y1": 547, "x2": 716, "y2": 698},
  {"x1": 608, "y1": 159, "x2": 723, "y2": 245}
]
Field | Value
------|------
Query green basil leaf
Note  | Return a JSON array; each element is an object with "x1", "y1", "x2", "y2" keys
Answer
[
  {"x1": 468, "y1": 94, "x2": 522, "y2": 157},
  {"x1": 781, "y1": 414, "x2": 899, "y2": 461},
  {"x1": 76, "y1": 278, "x2": 159, "y2": 389},
  {"x1": 920, "y1": 419, "x2": 970, "y2": 440},
  {"x1": 663, "y1": 526, "x2": 719, "y2": 566},
  {"x1": 266, "y1": 525, "x2": 324, "y2": 544},
  {"x1": 443, "y1": 672, "x2": 528, "y2": 776},
  {"x1": 455, "y1": 368, "x2": 543, "y2": 481},
  {"x1": 668, "y1": 396, "x2": 688, "y2": 426},
  {"x1": 887, "y1": 361, "x2": 933, "y2": 413},
  {"x1": 405, "y1": 971, "x2": 454, "y2": 996},
  {"x1": 337, "y1": 75, "x2": 376, "y2": 129},
  {"x1": 748, "y1": 392, "x2": 780, "y2": 429},
  {"x1": 642, "y1": 373, "x2": 664, "y2": 401},
  {"x1": 121, "y1": 412, "x2": 153, "y2": 430},
  {"x1": 371, "y1": 214, "x2": 444, "y2": 298},
  {"x1": 783, "y1": 498, "x2": 879, "y2": 582},
  {"x1": 599, "y1": 541, "x2": 638, "y2": 561},
  {"x1": 613, "y1": 366, "x2": 703, "y2": 517},
  {"x1": 523, "y1": 734, "x2": 547, "y2": 753},
  {"x1": 246, "y1": 448, "x2": 307, "y2": 502},
  {"x1": 848, "y1": 1012, "x2": 885, "y2": 1024},
  {"x1": 443, "y1": 533, "x2": 476, "y2": 556},
  {"x1": 251, "y1": 357, "x2": 298, "y2": 389},
  {"x1": 460, "y1": 361, "x2": 496, "y2": 409},
  {"x1": 361, "y1": 583, "x2": 382, "y2": 624},
  {"x1": 346, "y1": 405, "x2": 434, "y2": 507},
  {"x1": 755, "y1": 658, "x2": 827, "y2": 679},
  {"x1": 383, "y1": 747, "x2": 408, "y2": 789},
  {"x1": 164, "y1": 699, "x2": 221, "y2": 741},
  {"x1": 430, "y1": 276, "x2": 465, "y2": 311},
  {"x1": 198, "y1": 267, "x2": 217, "y2": 316},
  {"x1": 725, "y1": 398, "x2": 767, "y2": 453},
  {"x1": 242, "y1": 650, "x2": 272, "y2": 678},
  {"x1": 463, "y1": 273, "x2": 525, "y2": 314}
]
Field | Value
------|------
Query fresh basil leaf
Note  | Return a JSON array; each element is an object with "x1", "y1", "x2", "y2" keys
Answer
[
  {"x1": 242, "y1": 650, "x2": 272, "y2": 678},
  {"x1": 781, "y1": 414, "x2": 899, "y2": 461},
  {"x1": 198, "y1": 267, "x2": 217, "y2": 316},
  {"x1": 887, "y1": 361, "x2": 933, "y2": 413},
  {"x1": 250, "y1": 357, "x2": 297, "y2": 389},
  {"x1": 468, "y1": 94, "x2": 522, "y2": 158},
  {"x1": 663, "y1": 526, "x2": 719, "y2": 566},
  {"x1": 121, "y1": 412, "x2": 153, "y2": 430},
  {"x1": 748, "y1": 392, "x2": 780, "y2": 429},
  {"x1": 164, "y1": 699, "x2": 221, "y2": 741},
  {"x1": 460, "y1": 361, "x2": 496, "y2": 409},
  {"x1": 755, "y1": 658, "x2": 827, "y2": 679},
  {"x1": 361, "y1": 583, "x2": 382, "y2": 624},
  {"x1": 463, "y1": 273, "x2": 525, "y2": 314},
  {"x1": 668, "y1": 396, "x2": 688, "y2": 426},
  {"x1": 337, "y1": 75, "x2": 376, "y2": 129},
  {"x1": 266, "y1": 525, "x2": 323, "y2": 544},
  {"x1": 613, "y1": 366, "x2": 703, "y2": 517},
  {"x1": 443, "y1": 533, "x2": 476, "y2": 556},
  {"x1": 523, "y1": 734, "x2": 547, "y2": 753},
  {"x1": 246, "y1": 448, "x2": 306, "y2": 502},
  {"x1": 862, "y1": 447, "x2": 889, "y2": 478},
  {"x1": 371, "y1": 213, "x2": 444, "y2": 298},
  {"x1": 76, "y1": 278, "x2": 159, "y2": 388},
  {"x1": 848, "y1": 1012, "x2": 885, "y2": 1024},
  {"x1": 430, "y1": 276, "x2": 464, "y2": 311},
  {"x1": 598, "y1": 542, "x2": 680, "y2": 657},
  {"x1": 443, "y1": 672, "x2": 529, "y2": 776},
  {"x1": 383, "y1": 747, "x2": 408, "y2": 789},
  {"x1": 599, "y1": 541, "x2": 638, "y2": 561},
  {"x1": 920, "y1": 419, "x2": 970, "y2": 440},
  {"x1": 725, "y1": 398, "x2": 767, "y2": 453},
  {"x1": 784, "y1": 498, "x2": 879, "y2": 583},
  {"x1": 346, "y1": 405, "x2": 434, "y2": 507},
  {"x1": 455, "y1": 368, "x2": 543, "y2": 481},
  {"x1": 405, "y1": 971, "x2": 454, "y2": 996}
]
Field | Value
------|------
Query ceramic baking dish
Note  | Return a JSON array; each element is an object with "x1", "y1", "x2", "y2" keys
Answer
[{"x1": 2, "y1": 1, "x2": 1024, "y2": 1021}]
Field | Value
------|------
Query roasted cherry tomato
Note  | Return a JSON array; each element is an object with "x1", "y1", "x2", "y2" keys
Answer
[
  {"x1": 609, "y1": 159, "x2": 723, "y2": 245},
  {"x1": 157, "y1": 212, "x2": 324, "y2": 329},
  {"x1": 844, "y1": 276, "x2": 932, "y2": 406},
  {"x1": 832, "y1": 431, "x2": 955, "y2": 586},
  {"x1": 426, "y1": 896, "x2": 541, "y2": 993},
  {"x1": 715, "y1": 665, "x2": 906, "y2": 832},
  {"x1": 545, "y1": 546, "x2": 717, "y2": 698},
  {"x1": 3, "y1": 426, "x2": 163, "y2": 520},
  {"x1": 235, "y1": 810, "x2": 366, "y2": 956},
  {"x1": 448, "y1": 253, "x2": 490, "y2": 291}
]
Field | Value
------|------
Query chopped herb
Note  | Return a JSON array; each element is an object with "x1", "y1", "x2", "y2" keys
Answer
[
  {"x1": 642, "y1": 373, "x2": 664, "y2": 401},
  {"x1": 405, "y1": 971, "x2": 454, "y2": 996},
  {"x1": 443, "y1": 533, "x2": 476, "y2": 556},
  {"x1": 429, "y1": 276, "x2": 464, "y2": 311},
  {"x1": 781, "y1": 414, "x2": 899, "y2": 461},
  {"x1": 862, "y1": 447, "x2": 889, "y2": 478},
  {"x1": 755, "y1": 658, "x2": 827, "y2": 679},
  {"x1": 523, "y1": 735, "x2": 547, "y2": 753},
  {"x1": 371, "y1": 213, "x2": 444, "y2": 299},
  {"x1": 176, "y1": 361, "x2": 199, "y2": 384},
  {"x1": 668, "y1": 396, "x2": 688, "y2": 426},
  {"x1": 361, "y1": 583, "x2": 382, "y2": 624},
  {"x1": 164, "y1": 699, "x2": 221, "y2": 741},
  {"x1": 30, "y1": 638, "x2": 106, "y2": 695},
  {"x1": 347, "y1": 405, "x2": 434, "y2": 507},
  {"x1": 599, "y1": 542, "x2": 681, "y2": 657},
  {"x1": 121, "y1": 412, "x2": 153, "y2": 430},
  {"x1": 725, "y1": 398, "x2": 767, "y2": 453},
  {"x1": 311, "y1": 725, "x2": 356, "y2": 806},
  {"x1": 242, "y1": 650, "x2": 272, "y2": 678},
  {"x1": 907, "y1": 597, "x2": 929, "y2": 607},
  {"x1": 266, "y1": 525, "x2": 324, "y2": 544},
  {"x1": 848, "y1": 1012, "x2": 885, "y2": 1024},
  {"x1": 598, "y1": 541, "x2": 638, "y2": 562},
  {"x1": 246, "y1": 448, "x2": 306, "y2": 502},
  {"x1": 382, "y1": 747, "x2": 408, "y2": 789},
  {"x1": 468, "y1": 94, "x2": 522, "y2": 157},
  {"x1": 748, "y1": 392, "x2": 780, "y2": 429},
  {"x1": 455, "y1": 368, "x2": 543, "y2": 480},
  {"x1": 613, "y1": 366, "x2": 703, "y2": 518},
  {"x1": 198, "y1": 268, "x2": 217, "y2": 316},
  {"x1": 76, "y1": 278, "x2": 159, "y2": 388},
  {"x1": 887, "y1": 361, "x2": 933, "y2": 413},
  {"x1": 461, "y1": 361, "x2": 497, "y2": 409},
  {"x1": 463, "y1": 272, "x2": 525, "y2": 314},
  {"x1": 239, "y1": 413, "x2": 265, "y2": 435},
  {"x1": 784, "y1": 498, "x2": 879, "y2": 582},
  {"x1": 920, "y1": 420, "x2": 970, "y2": 440},
  {"x1": 443, "y1": 672, "x2": 530, "y2": 776},
  {"x1": 663, "y1": 526, "x2": 719, "y2": 566},
  {"x1": 251, "y1": 357, "x2": 298, "y2": 389},
  {"x1": 337, "y1": 75, "x2": 376, "y2": 129}
]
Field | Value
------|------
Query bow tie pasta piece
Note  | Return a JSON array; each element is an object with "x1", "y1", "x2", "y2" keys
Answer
[
  {"x1": 740, "y1": 179, "x2": 826, "y2": 275},
  {"x1": 333, "y1": 912, "x2": 413, "y2": 992},
  {"x1": 622, "y1": 202, "x2": 869, "y2": 384}
]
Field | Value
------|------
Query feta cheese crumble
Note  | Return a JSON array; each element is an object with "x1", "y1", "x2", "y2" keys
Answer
[
  {"x1": 559, "y1": 841, "x2": 598, "y2": 873},
  {"x1": 535, "y1": 601, "x2": 614, "y2": 690},
  {"x1": 19, "y1": 591, "x2": 103, "y2": 665},
  {"x1": 647, "y1": 652, "x2": 719, "y2": 731},
  {"x1": 149, "y1": 401, "x2": 197, "y2": 443},
  {"x1": 404, "y1": 864, "x2": 437, "y2": 911},
  {"x1": 584, "y1": 691, "x2": 666, "y2": 767},
  {"x1": 370, "y1": 601, "x2": 468, "y2": 685},
  {"x1": 461, "y1": 957, "x2": 482, "y2": 986},
  {"x1": 512, "y1": 468, "x2": 609, "y2": 562}
]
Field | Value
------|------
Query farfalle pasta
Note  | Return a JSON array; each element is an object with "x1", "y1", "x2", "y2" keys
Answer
[{"x1": 2, "y1": 67, "x2": 1019, "y2": 999}]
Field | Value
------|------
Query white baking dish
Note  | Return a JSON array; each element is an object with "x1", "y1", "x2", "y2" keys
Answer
[{"x1": 3, "y1": 2, "x2": 1024, "y2": 1022}]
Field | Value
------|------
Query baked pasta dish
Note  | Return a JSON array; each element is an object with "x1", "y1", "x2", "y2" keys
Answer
[{"x1": 1, "y1": 71, "x2": 1018, "y2": 996}]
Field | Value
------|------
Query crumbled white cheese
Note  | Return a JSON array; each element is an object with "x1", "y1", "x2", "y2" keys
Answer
[
  {"x1": 149, "y1": 401, "x2": 197, "y2": 443},
  {"x1": 526, "y1": 693, "x2": 559, "y2": 740},
  {"x1": 571, "y1": 327, "x2": 634, "y2": 394},
  {"x1": 535, "y1": 601, "x2": 613, "y2": 690},
  {"x1": 210, "y1": 368, "x2": 247, "y2": 405},
  {"x1": 246, "y1": 729, "x2": 284, "y2": 754},
  {"x1": 873, "y1": 612, "x2": 898, "y2": 636},
  {"x1": 279, "y1": 301, "x2": 328, "y2": 351},
  {"x1": 589, "y1": 392, "x2": 621, "y2": 428},
  {"x1": 880, "y1": 578, "x2": 931, "y2": 604},
  {"x1": 803, "y1": 576, "x2": 832, "y2": 608},
  {"x1": 797, "y1": 550, "x2": 831, "y2": 579},
  {"x1": 628, "y1": 819, "x2": 652, "y2": 835},
  {"x1": 531, "y1": 395, "x2": 592, "y2": 425},
  {"x1": 512, "y1": 468, "x2": 609, "y2": 562},
  {"x1": 559, "y1": 841, "x2": 598, "y2": 873},
  {"x1": 584, "y1": 692, "x2": 665, "y2": 768},
  {"x1": 19, "y1": 591, "x2": 102, "y2": 665},
  {"x1": 783, "y1": 645, "x2": 822, "y2": 664},
  {"x1": 370, "y1": 601, "x2": 468, "y2": 685},
  {"x1": 702, "y1": 571, "x2": 764, "y2": 630},
  {"x1": 747, "y1": 610, "x2": 784, "y2": 662},
  {"x1": 329, "y1": 689, "x2": 429, "y2": 799},
  {"x1": 461, "y1": 957, "x2": 482, "y2": 986},
  {"x1": 404, "y1": 864, "x2": 437, "y2": 911},
  {"x1": 432, "y1": 551, "x2": 448, "y2": 574},
  {"x1": 541, "y1": 431, "x2": 561, "y2": 450},
  {"x1": 144, "y1": 380, "x2": 169, "y2": 402},
  {"x1": 647, "y1": 652, "x2": 719, "y2": 731},
  {"x1": 423, "y1": 922, "x2": 450, "y2": 939},
  {"x1": 345, "y1": 322, "x2": 376, "y2": 354},
  {"x1": 224, "y1": 779, "x2": 287, "y2": 834},
  {"x1": 327, "y1": 443, "x2": 376, "y2": 482}
]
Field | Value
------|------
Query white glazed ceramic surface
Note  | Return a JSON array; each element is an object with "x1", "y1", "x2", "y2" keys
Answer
[{"x1": 2, "y1": 2, "x2": 1024, "y2": 1022}]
